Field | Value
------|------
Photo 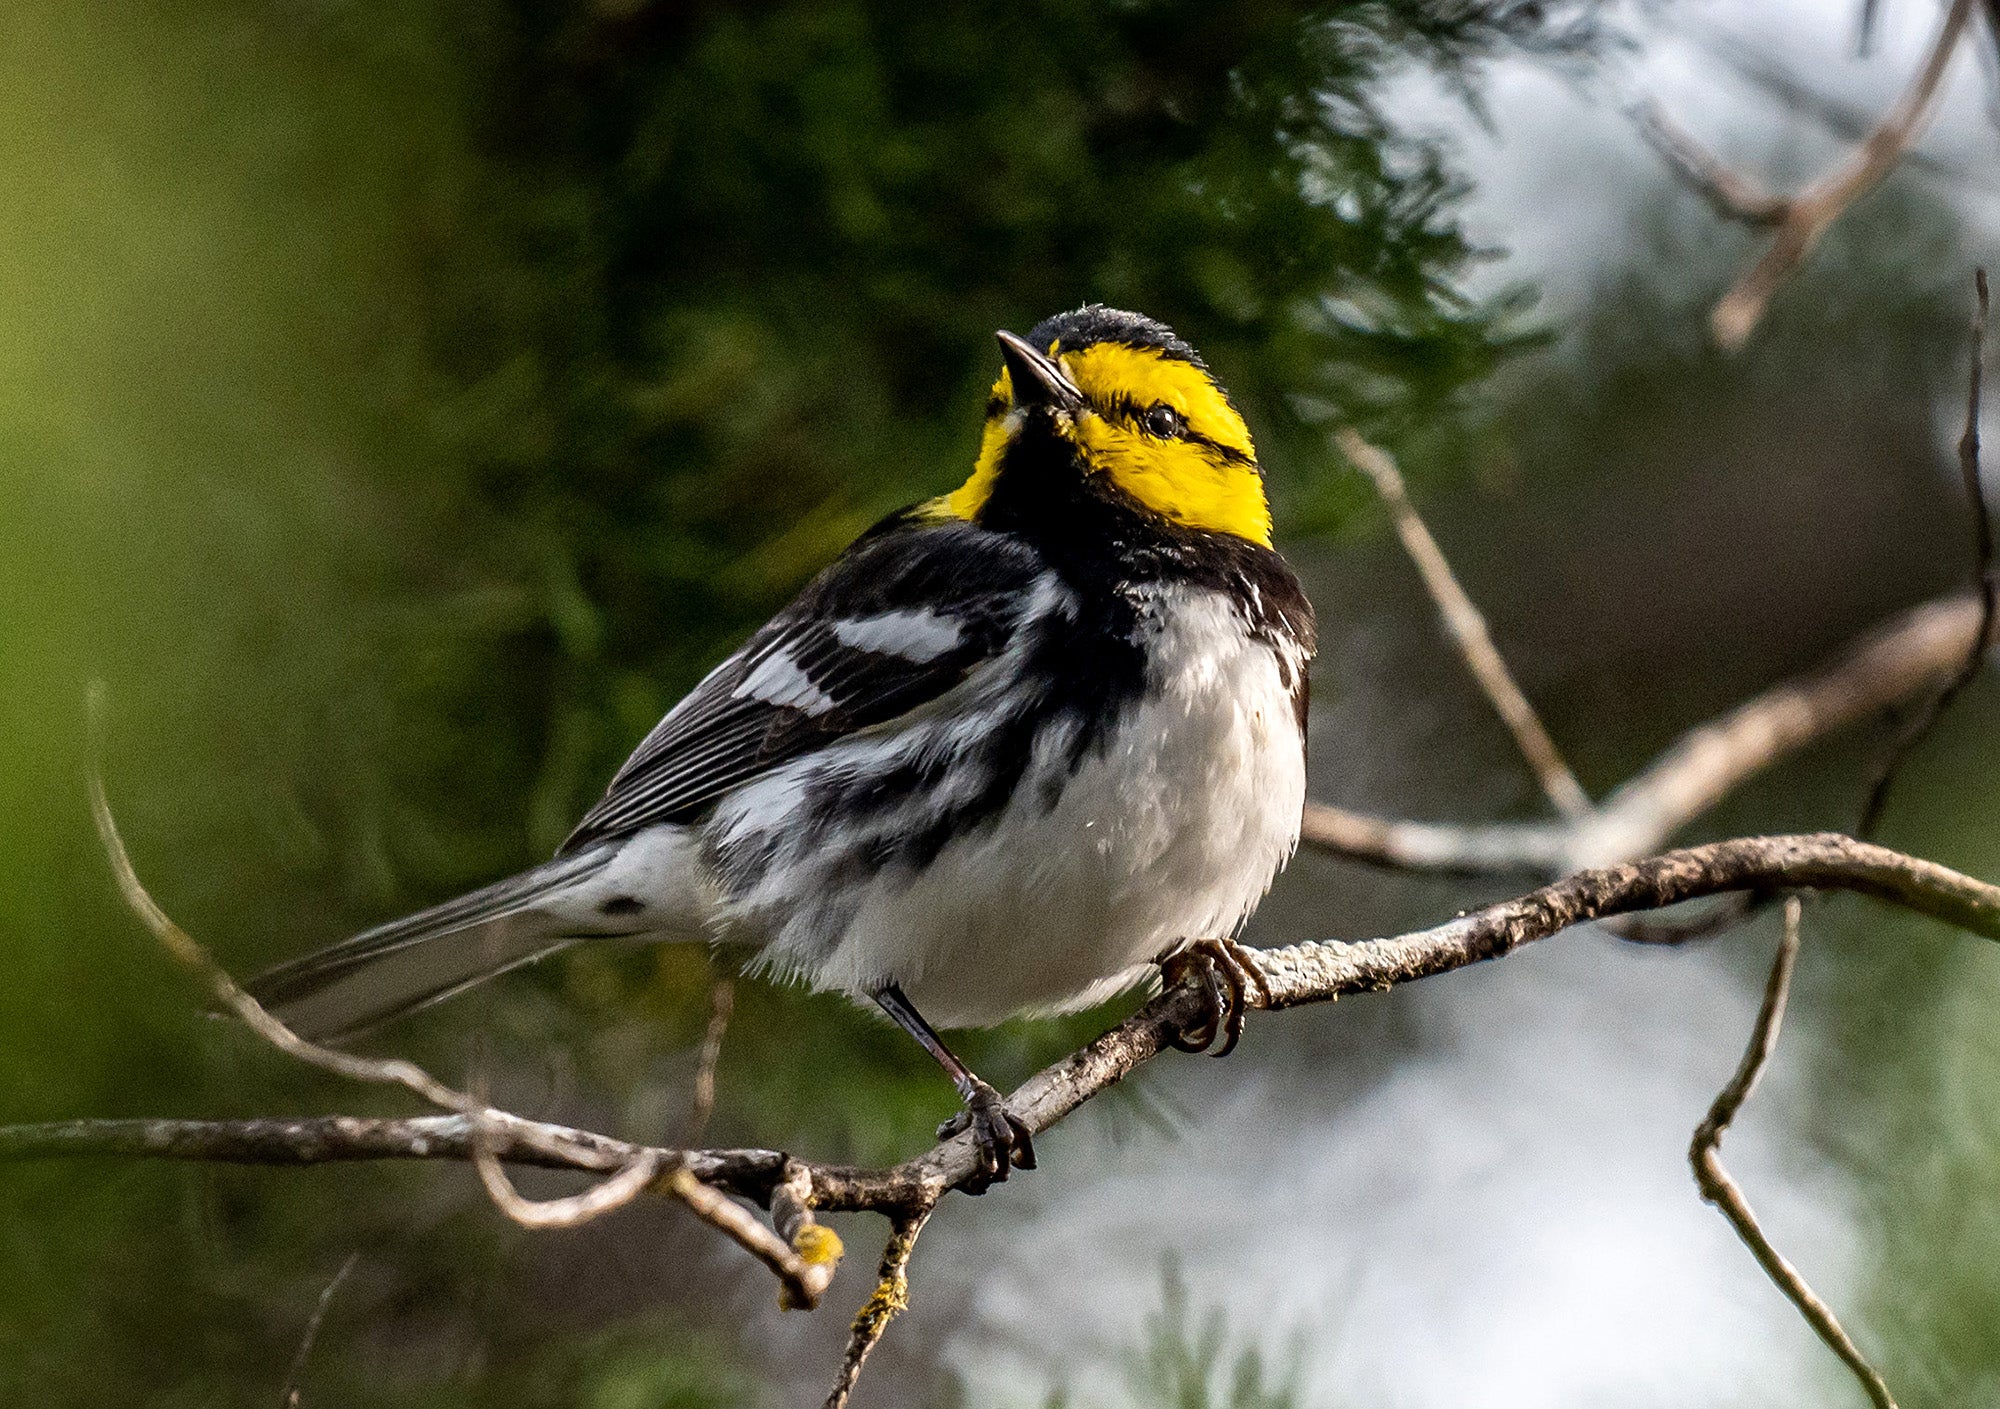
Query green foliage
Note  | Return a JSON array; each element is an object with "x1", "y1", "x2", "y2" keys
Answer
[
  {"x1": 1026, "y1": 1258, "x2": 1312, "y2": 1409},
  {"x1": 1122, "y1": 1260, "x2": 1306, "y2": 1409}
]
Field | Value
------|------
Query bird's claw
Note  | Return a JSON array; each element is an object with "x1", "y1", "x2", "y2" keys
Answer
[
  {"x1": 937, "y1": 1079, "x2": 1036, "y2": 1192},
  {"x1": 1161, "y1": 937, "x2": 1270, "y2": 1057}
]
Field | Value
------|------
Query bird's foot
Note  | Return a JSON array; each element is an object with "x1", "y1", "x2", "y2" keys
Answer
[
  {"x1": 1161, "y1": 937, "x2": 1271, "y2": 1058},
  {"x1": 937, "y1": 1078, "x2": 1036, "y2": 1192}
]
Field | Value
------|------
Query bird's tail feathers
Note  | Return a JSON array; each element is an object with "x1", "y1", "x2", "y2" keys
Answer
[{"x1": 248, "y1": 846, "x2": 638, "y2": 1040}]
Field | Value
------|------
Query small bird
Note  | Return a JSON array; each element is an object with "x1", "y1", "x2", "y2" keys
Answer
[{"x1": 252, "y1": 306, "x2": 1315, "y2": 1185}]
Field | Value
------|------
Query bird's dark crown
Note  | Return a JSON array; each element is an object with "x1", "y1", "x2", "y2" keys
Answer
[{"x1": 1025, "y1": 305, "x2": 1207, "y2": 370}]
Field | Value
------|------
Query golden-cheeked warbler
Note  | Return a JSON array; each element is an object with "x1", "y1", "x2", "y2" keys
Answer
[{"x1": 253, "y1": 306, "x2": 1317, "y2": 1186}]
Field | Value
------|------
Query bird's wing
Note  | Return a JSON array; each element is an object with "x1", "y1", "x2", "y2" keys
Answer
[{"x1": 560, "y1": 512, "x2": 1045, "y2": 852}]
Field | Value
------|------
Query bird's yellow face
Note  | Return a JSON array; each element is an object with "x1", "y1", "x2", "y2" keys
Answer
[{"x1": 943, "y1": 319, "x2": 1271, "y2": 548}]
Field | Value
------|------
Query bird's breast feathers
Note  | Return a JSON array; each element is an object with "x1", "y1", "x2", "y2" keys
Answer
[{"x1": 688, "y1": 571, "x2": 1311, "y2": 1026}]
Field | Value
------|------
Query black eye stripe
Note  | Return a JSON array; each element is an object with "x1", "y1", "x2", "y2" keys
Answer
[
  {"x1": 1103, "y1": 394, "x2": 1182, "y2": 435},
  {"x1": 1188, "y1": 433, "x2": 1253, "y2": 467},
  {"x1": 1093, "y1": 392, "x2": 1253, "y2": 465}
]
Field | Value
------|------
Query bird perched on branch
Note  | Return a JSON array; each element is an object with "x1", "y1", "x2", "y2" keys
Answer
[{"x1": 252, "y1": 306, "x2": 1315, "y2": 1186}]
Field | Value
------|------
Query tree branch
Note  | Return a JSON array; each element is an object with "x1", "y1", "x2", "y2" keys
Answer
[
  {"x1": 281, "y1": 1251, "x2": 359, "y2": 1409},
  {"x1": 686, "y1": 974, "x2": 736, "y2": 1146},
  {"x1": 824, "y1": 1208, "x2": 932, "y2": 1409},
  {"x1": 10, "y1": 830, "x2": 1997, "y2": 1401},
  {"x1": 1636, "y1": 101, "x2": 1791, "y2": 228}
]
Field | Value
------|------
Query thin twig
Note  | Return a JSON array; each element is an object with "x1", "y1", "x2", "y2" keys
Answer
[
  {"x1": 1860, "y1": 268, "x2": 1994, "y2": 835},
  {"x1": 1605, "y1": 890, "x2": 1768, "y2": 947},
  {"x1": 280, "y1": 1251, "x2": 359, "y2": 1409},
  {"x1": 1635, "y1": 102, "x2": 1790, "y2": 227},
  {"x1": 824, "y1": 1207, "x2": 933, "y2": 1409},
  {"x1": 93, "y1": 697, "x2": 622, "y2": 1177},
  {"x1": 470, "y1": 1137, "x2": 662, "y2": 1230},
  {"x1": 1857, "y1": 0, "x2": 1882, "y2": 59},
  {"x1": 1690, "y1": 896, "x2": 1898, "y2": 1409},
  {"x1": 1296, "y1": 802, "x2": 1569, "y2": 874},
  {"x1": 465, "y1": 1065, "x2": 663, "y2": 1231},
  {"x1": 87, "y1": 683, "x2": 517, "y2": 1127},
  {"x1": 1710, "y1": 0, "x2": 1976, "y2": 349},
  {"x1": 687, "y1": 975, "x2": 735, "y2": 1145},
  {"x1": 1696, "y1": 38, "x2": 1991, "y2": 188},
  {"x1": 1337, "y1": 428, "x2": 1593, "y2": 820}
]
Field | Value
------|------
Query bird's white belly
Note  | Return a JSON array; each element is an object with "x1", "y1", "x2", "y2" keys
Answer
[{"x1": 716, "y1": 587, "x2": 1308, "y2": 1027}]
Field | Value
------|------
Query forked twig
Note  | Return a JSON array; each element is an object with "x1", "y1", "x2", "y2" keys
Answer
[
  {"x1": 1300, "y1": 590, "x2": 1996, "y2": 875},
  {"x1": 1337, "y1": 428, "x2": 1592, "y2": 820},
  {"x1": 1325, "y1": 279, "x2": 1995, "y2": 892},
  {"x1": 1336, "y1": 430, "x2": 1747, "y2": 943},
  {"x1": 1691, "y1": 896, "x2": 1898, "y2": 1409},
  {"x1": 1709, "y1": 0, "x2": 1976, "y2": 349},
  {"x1": 669, "y1": 1163, "x2": 840, "y2": 1308},
  {"x1": 1860, "y1": 268, "x2": 1995, "y2": 835}
]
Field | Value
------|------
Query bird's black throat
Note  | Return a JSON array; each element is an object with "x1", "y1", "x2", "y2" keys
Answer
[{"x1": 979, "y1": 412, "x2": 1310, "y2": 636}]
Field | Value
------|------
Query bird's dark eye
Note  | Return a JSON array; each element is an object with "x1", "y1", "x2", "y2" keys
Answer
[{"x1": 1142, "y1": 403, "x2": 1185, "y2": 439}]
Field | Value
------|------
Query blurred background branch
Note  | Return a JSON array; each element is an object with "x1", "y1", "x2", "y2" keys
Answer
[{"x1": 1304, "y1": 587, "x2": 1995, "y2": 874}]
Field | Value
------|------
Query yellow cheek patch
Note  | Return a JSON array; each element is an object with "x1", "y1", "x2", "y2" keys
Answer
[
  {"x1": 1069, "y1": 415, "x2": 1272, "y2": 546},
  {"x1": 1061, "y1": 344, "x2": 1269, "y2": 545}
]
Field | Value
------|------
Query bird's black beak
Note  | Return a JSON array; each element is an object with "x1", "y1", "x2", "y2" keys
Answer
[{"x1": 996, "y1": 330, "x2": 1085, "y2": 414}]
